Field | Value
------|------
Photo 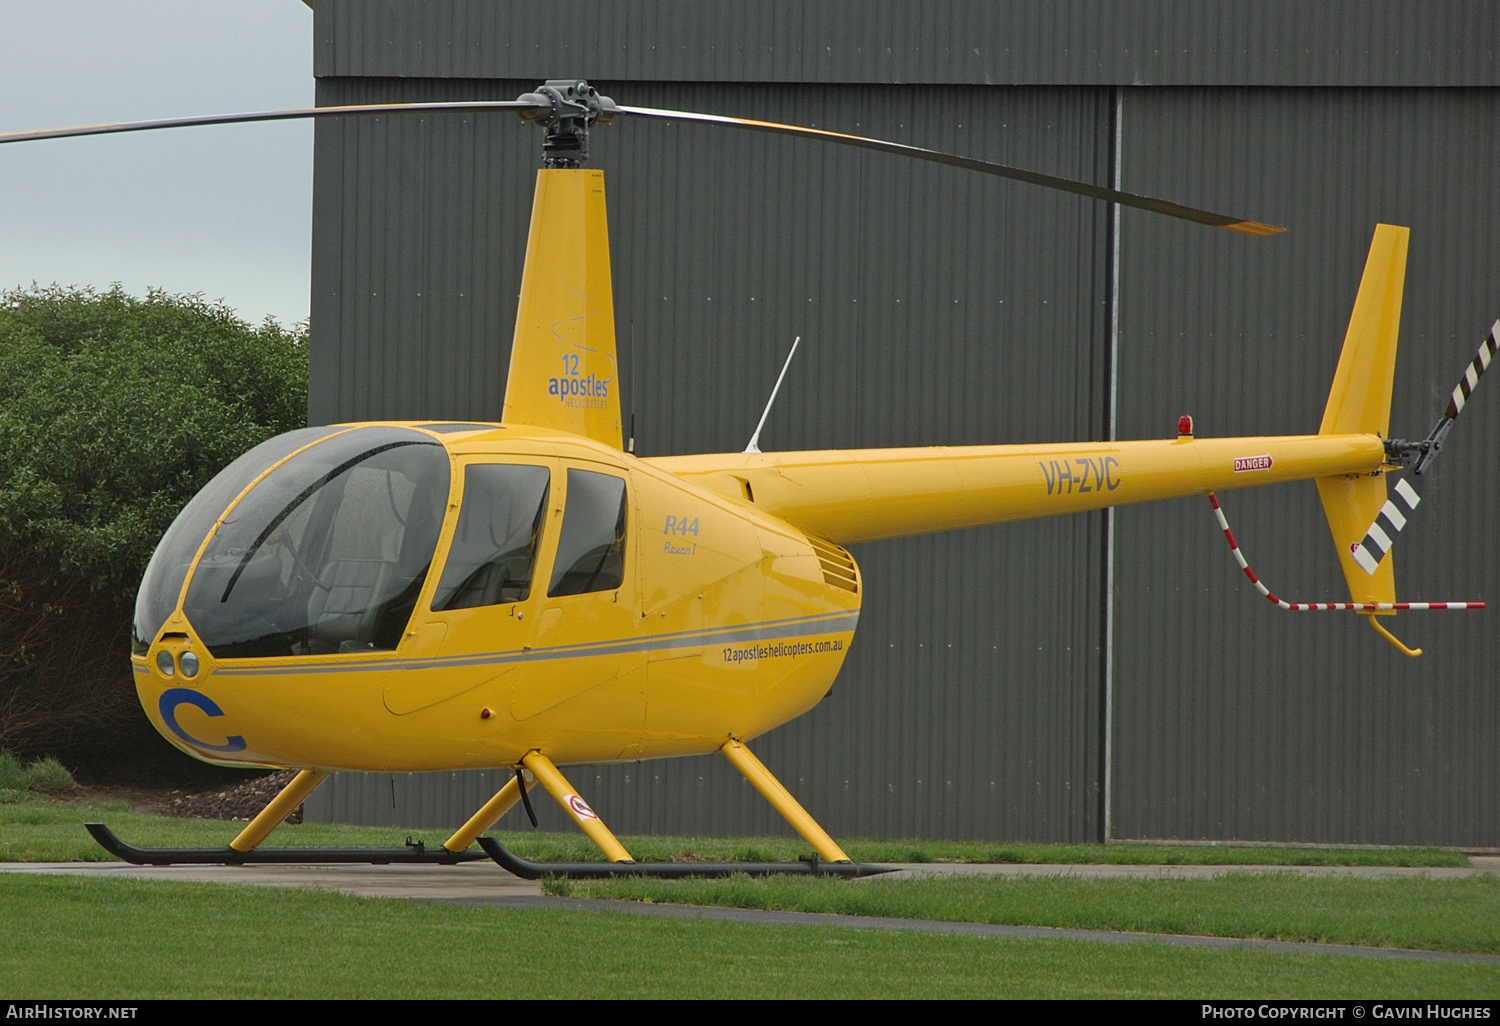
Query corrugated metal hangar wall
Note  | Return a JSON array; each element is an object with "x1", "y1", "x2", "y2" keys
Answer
[{"x1": 303, "y1": 1, "x2": 1500, "y2": 847}]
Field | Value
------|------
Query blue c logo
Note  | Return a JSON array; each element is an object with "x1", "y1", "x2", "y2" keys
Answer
[{"x1": 158, "y1": 688, "x2": 247, "y2": 753}]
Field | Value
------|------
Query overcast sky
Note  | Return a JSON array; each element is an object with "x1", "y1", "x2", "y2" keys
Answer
[{"x1": 0, "y1": 2, "x2": 314, "y2": 326}]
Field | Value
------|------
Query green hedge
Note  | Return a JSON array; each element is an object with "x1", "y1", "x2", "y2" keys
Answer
[{"x1": 0, "y1": 286, "x2": 307, "y2": 761}]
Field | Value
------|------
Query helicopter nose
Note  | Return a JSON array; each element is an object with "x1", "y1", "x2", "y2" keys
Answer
[{"x1": 143, "y1": 637, "x2": 244, "y2": 756}]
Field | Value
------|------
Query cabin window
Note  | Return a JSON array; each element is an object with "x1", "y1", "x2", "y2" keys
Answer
[
  {"x1": 182, "y1": 426, "x2": 449, "y2": 658},
  {"x1": 431, "y1": 464, "x2": 551, "y2": 610},
  {"x1": 548, "y1": 469, "x2": 628, "y2": 597}
]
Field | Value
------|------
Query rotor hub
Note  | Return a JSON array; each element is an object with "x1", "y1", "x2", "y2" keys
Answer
[{"x1": 514, "y1": 79, "x2": 617, "y2": 168}]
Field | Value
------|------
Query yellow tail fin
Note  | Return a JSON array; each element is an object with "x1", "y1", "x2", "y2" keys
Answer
[
  {"x1": 1315, "y1": 224, "x2": 1408, "y2": 608},
  {"x1": 501, "y1": 168, "x2": 623, "y2": 448}
]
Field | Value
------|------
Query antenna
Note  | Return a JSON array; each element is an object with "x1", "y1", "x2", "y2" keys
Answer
[{"x1": 745, "y1": 336, "x2": 801, "y2": 455}]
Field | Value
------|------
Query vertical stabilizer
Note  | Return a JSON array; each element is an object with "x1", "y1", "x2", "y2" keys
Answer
[
  {"x1": 502, "y1": 168, "x2": 623, "y2": 447},
  {"x1": 1318, "y1": 224, "x2": 1408, "y2": 437},
  {"x1": 1315, "y1": 224, "x2": 1408, "y2": 607}
]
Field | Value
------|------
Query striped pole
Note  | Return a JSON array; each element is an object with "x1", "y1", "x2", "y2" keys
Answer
[{"x1": 1207, "y1": 492, "x2": 1482, "y2": 611}]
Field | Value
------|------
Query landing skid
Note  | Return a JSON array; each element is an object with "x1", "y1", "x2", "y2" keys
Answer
[
  {"x1": 477, "y1": 837, "x2": 894, "y2": 878},
  {"x1": 84, "y1": 823, "x2": 488, "y2": 866},
  {"x1": 86, "y1": 740, "x2": 877, "y2": 877},
  {"x1": 84, "y1": 823, "x2": 893, "y2": 877}
]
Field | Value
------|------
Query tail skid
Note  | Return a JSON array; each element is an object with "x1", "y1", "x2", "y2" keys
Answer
[{"x1": 1207, "y1": 492, "x2": 1482, "y2": 657}]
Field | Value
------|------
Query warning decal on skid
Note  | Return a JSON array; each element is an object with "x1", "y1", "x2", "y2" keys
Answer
[
  {"x1": 567, "y1": 794, "x2": 599, "y2": 820},
  {"x1": 1233, "y1": 454, "x2": 1274, "y2": 473}
]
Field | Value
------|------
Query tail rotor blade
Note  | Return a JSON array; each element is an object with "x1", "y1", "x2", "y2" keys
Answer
[
  {"x1": 1410, "y1": 319, "x2": 1499, "y2": 476},
  {"x1": 1355, "y1": 318, "x2": 1500, "y2": 574},
  {"x1": 1351, "y1": 477, "x2": 1421, "y2": 575},
  {"x1": 1441, "y1": 318, "x2": 1500, "y2": 426}
]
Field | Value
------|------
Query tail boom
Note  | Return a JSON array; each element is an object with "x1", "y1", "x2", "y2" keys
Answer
[{"x1": 652, "y1": 432, "x2": 1385, "y2": 545}]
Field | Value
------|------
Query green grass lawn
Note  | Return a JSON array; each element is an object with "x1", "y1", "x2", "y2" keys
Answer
[
  {"x1": 0, "y1": 793, "x2": 1468, "y2": 866},
  {"x1": 2, "y1": 875, "x2": 1496, "y2": 999},
  {"x1": 549, "y1": 873, "x2": 1500, "y2": 955},
  {"x1": 4, "y1": 796, "x2": 1494, "y2": 998}
]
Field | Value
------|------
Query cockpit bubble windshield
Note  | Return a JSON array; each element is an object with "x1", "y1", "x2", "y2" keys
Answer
[
  {"x1": 182, "y1": 427, "x2": 450, "y2": 658},
  {"x1": 132, "y1": 426, "x2": 347, "y2": 654}
]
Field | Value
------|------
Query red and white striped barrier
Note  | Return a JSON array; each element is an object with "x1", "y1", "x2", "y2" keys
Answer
[{"x1": 1207, "y1": 492, "x2": 1483, "y2": 611}]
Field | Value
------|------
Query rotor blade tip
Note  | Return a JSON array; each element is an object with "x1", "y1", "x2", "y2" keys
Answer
[{"x1": 1220, "y1": 221, "x2": 1288, "y2": 237}]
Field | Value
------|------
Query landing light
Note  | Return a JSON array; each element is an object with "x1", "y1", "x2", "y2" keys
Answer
[
  {"x1": 155, "y1": 651, "x2": 175, "y2": 677},
  {"x1": 179, "y1": 651, "x2": 200, "y2": 678}
]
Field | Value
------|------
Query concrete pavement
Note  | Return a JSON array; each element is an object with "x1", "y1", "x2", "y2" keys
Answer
[{"x1": 3, "y1": 854, "x2": 1494, "y2": 897}]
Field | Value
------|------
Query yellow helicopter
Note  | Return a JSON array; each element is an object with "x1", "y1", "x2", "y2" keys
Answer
[{"x1": 3, "y1": 81, "x2": 1488, "y2": 876}]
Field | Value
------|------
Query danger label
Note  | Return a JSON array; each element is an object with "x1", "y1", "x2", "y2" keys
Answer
[
  {"x1": 566, "y1": 794, "x2": 599, "y2": 821},
  {"x1": 1233, "y1": 454, "x2": 1274, "y2": 473}
]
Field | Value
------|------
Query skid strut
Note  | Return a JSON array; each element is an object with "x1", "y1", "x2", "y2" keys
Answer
[
  {"x1": 230, "y1": 769, "x2": 327, "y2": 852},
  {"x1": 719, "y1": 737, "x2": 852, "y2": 863},
  {"x1": 473, "y1": 740, "x2": 888, "y2": 878},
  {"x1": 520, "y1": 750, "x2": 635, "y2": 862},
  {"x1": 443, "y1": 773, "x2": 526, "y2": 854}
]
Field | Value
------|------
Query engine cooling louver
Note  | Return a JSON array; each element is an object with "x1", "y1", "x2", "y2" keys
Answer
[{"x1": 808, "y1": 538, "x2": 859, "y2": 594}]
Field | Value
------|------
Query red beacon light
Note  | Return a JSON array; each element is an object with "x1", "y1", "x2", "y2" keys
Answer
[{"x1": 1178, "y1": 414, "x2": 1194, "y2": 437}]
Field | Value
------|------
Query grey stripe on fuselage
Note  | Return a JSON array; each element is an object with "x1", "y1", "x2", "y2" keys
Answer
[{"x1": 210, "y1": 610, "x2": 860, "y2": 678}]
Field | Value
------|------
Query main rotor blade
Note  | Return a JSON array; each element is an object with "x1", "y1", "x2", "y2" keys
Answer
[
  {"x1": 1, "y1": 96, "x2": 1286, "y2": 236},
  {"x1": 617, "y1": 105, "x2": 1285, "y2": 236},
  {"x1": 0, "y1": 101, "x2": 540, "y2": 146}
]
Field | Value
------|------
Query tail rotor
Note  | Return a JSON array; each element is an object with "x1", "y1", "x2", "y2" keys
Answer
[{"x1": 1353, "y1": 319, "x2": 1500, "y2": 575}]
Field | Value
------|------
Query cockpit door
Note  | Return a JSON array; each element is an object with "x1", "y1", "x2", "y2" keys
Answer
[
  {"x1": 384, "y1": 458, "x2": 555, "y2": 715},
  {"x1": 506, "y1": 463, "x2": 646, "y2": 746}
]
